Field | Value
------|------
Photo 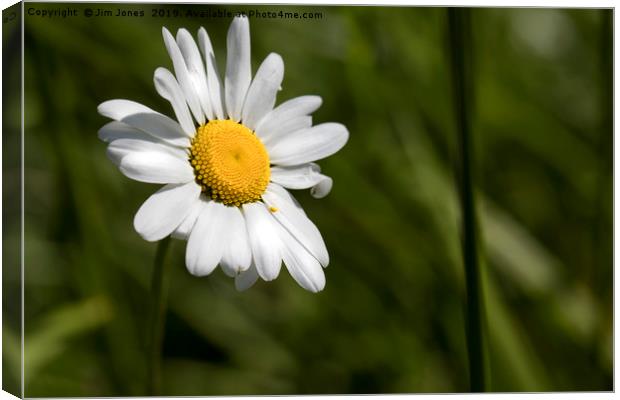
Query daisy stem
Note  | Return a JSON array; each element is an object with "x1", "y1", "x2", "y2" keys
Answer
[
  {"x1": 447, "y1": 7, "x2": 487, "y2": 392},
  {"x1": 146, "y1": 236, "x2": 172, "y2": 395}
]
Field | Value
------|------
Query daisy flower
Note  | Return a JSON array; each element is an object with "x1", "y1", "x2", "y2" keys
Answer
[{"x1": 97, "y1": 17, "x2": 348, "y2": 292}]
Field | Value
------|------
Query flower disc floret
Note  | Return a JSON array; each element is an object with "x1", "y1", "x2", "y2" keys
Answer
[{"x1": 190, "y1": 119, "x2": 270, "y2": 206}]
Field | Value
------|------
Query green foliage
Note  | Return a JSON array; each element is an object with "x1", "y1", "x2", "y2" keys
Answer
[{"x1": 11, "y1": 4, "x2": 612, "y2": 396}]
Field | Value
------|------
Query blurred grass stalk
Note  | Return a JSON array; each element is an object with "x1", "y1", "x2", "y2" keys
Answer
[
  {"x1": 146, "y1": 237, "x2": 172, "y2": 395},
  {"x1": 447, "y1": 8, "x2": 487, "y2": 392}
]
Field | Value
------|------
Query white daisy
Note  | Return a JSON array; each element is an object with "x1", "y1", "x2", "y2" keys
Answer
[{"x1": 97, "y1": 17, "x2": 348, "y2": 292}]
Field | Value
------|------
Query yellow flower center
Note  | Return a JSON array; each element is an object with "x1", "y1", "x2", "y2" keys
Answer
[{"x1": 190, "y1": 120, "x2": 270, "y2": 206}]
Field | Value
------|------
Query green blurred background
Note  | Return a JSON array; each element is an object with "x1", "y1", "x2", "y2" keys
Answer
[{"x1": 3, "y1": 3, "x2": 613, "y2": 396}]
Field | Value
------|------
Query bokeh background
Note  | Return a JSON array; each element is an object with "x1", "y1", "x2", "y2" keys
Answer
[{"x1": 2, "y1": 3, "x2": 613, "y2": 396}]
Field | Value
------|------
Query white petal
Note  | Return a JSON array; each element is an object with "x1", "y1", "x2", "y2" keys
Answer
[
  {"x1": 261, "y1": 116, "x2": 312, "y2": 147},
  {"x1": 185, "y1": 201, "x2": 227, "y2": 276},
  {"x1": 242, "y1": 202, "x2": 282, "y2": 281},
  {"x1": 241, "y1": 53, "x2": 284, "y2": 130},
  {"x1": 171, "y1": 196, "x2": 207, "y2": 240},
  {"x1": 133, "y1": 182, "x2": 201, "y2": 242},
  {"x1": 266, "y1": 182, "x2": 306, "y2": 214},
  {"x1": 278, "y1": 224, "x2": 326, "y2": 293},
  {"x1": 235, "y1": 263, "x2": 259, "y2": 291},
  {"x1": 119, "y1": 113, "x2": 191, "y2": 148},
  {"x1": 198, "y1": 27, "x2": 225, "y2": 120},
  {"x1": 119, "y1": 151, "x2": 194, "y2": 184},
  {"x1": 98, "y1": 121, "x2": 156, "y2": 143},
  {"x1": 154, "y1": 67, "x2": 196, "y2": 136},
  {"x1": 176, "y1": 28, "x2": 211, "y2": 121},
  {"x1": 269, "y1": 123, "x2": 349, "y2": 166},
  {"x1": 220, "y1": 206, "x2": 252, "y2": 276},
  {"x1": 262, "y1": 184, "x2": 329, "y2": 267},
  {"x1": 255, "y1": 95, "x2": 322, "y2": 137},
  {"x1": 310, "y1": 176, "x2": 333, "y2": 199},
  {"x1": 162, "y1": 27, "x2": 205, "y2": 124},
  {"x1": 98, "y1": 99, "x2": 152, "y2": 120},
  {"x1": 266, "y1": 95, "x2": 322, "y2": 119},
  {"x1": 107, "y1": 138, "x2": 187, "y2": 167},
  {"x1": 225, "y1": 16, "x2": 251, "y2": 122},
  {"x1": 98, "y1": 99, "x2": 190, "y2": 147},
  {"x1": 270, "y1": 163, "x2": 333, "y2": 198}
]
